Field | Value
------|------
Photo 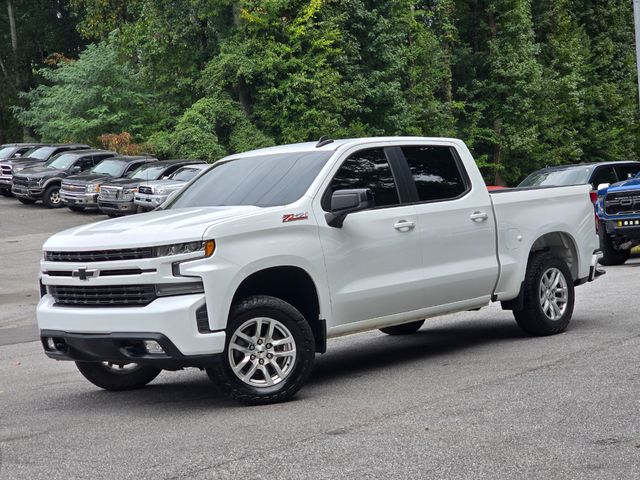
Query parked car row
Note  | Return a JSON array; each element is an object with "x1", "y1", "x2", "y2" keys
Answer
[{"x1": 0, "y1": 143, "x2": 208, "y2": 215}]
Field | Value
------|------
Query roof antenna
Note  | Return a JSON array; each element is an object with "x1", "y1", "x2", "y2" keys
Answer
[{"x1": 316, "y1": 136, "x2": 334, "y2": 148}]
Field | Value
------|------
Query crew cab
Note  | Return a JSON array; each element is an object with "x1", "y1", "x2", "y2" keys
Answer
[
  {"x1": 97, "y1": 159, "x2": 205, "y2": 216},
  {"x1": 0, "y1": 143, "x2": 90, "y2": 197},
  {"x1": 61, "y1": 155, "x2": 158, "y2": 212},
  {"x1": 12, "y1": 150, "x2": 116, "y2": 208},
  {"x1": 595, "y1": 173, "x2": 640, "y2": 265},
  {"x1": 0, "y1": 143, "x2": 43, "y2": 196},
  {"x1": 37, "y1": 137, "x2": 602, "y2": 405},
  {"x1": 134, "y1": 163, "x2": 209, "y2": 211}
]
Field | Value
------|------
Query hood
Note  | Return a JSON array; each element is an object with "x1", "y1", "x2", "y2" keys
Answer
[
  {"x1": 605, "y1": 176, "x2": 640, "y2": 193},
  {"x1": 16, "y1": 166, "x2": 65, "y2": 178},
  {"x1": 43, "y1": 206, "x2": 264, "y2": 251},
  {"x1": 4, "y1": 158, "x2": 46, "y2": 169},
  {"x1": 63, "y1": 173, "x2": 115, "y2": 184},
  {"x1": 102, "y1": 178, "x2": 141, "y2": 187}
]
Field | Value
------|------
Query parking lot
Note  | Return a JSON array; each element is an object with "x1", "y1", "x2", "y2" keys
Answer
[{"x1": 1, "y1": 195, "x2": 639, "y2": 479}]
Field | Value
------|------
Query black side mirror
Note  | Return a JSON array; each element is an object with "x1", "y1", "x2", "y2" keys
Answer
[
  {"x1": 325, "y1": 188, "x2": 374, "y2": 228},
  {"x1": 71, "y1": 165, "x2": 82, "y2": 173}
]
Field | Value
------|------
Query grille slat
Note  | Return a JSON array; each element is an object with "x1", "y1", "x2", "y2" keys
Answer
[
  {"x1": 45, "y1": 247, "x2": 154, "y2": 262},
  {"x1": 49, "y1": 285, "x2": 156, "y2": 307},
  {"x1": 604, "y1": 191, "x2": 640, "y2": 215},
  {"x1": 12, "y1": 176, "x2": 28, "y2": 186},
  {"x1": 138, "y1": 186, "x2": 153, "y2": 195},
  {"x1": 0, "y1": 164, "x2": 12, "y2": 175}
]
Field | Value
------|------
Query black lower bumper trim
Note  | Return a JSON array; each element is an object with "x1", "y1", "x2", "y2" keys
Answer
[{"x1": 40, "y1": 330, "x2": 221, "y2": 369}]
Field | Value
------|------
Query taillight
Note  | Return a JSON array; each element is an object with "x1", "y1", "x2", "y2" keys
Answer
[
  {"x1": 590, "y1": 190, "x2": 599, "y2": 233},
  {"x1": 589, "y1": 191, "x2": 598, "y2": 203}
]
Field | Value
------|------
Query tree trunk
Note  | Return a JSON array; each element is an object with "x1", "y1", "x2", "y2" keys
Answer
[
  {"x1": 232, "y1": 3, "x2": 252, "y2": 116},
  {"x1": 7, "y1": 0, "x2": 19, "y2": 87}
]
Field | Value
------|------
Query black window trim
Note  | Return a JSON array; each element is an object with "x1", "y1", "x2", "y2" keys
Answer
[
  {"x1": 394, "y1": 144, "x2": 472, "y2": 206},
  {"x1": 320, "y1": 146, "x2": 407, "y2": 212}
]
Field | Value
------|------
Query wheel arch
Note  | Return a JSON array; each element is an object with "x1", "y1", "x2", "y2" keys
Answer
[{"x1": 231, "y1": 265, "x2": 326, "y2": 353}]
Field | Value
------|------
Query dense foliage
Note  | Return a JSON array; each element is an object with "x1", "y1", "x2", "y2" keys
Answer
[{"x1": 3, "y1": 0, "x2": 639, "y2": 184}]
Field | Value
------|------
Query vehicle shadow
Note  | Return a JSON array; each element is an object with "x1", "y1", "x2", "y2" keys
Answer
[{"x1": 310, "y1": 320, "x2": 526, "y2": 385}]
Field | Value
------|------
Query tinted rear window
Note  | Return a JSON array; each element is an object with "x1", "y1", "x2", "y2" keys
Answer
[
  {"x1": 518, "y1": 167, "x2": 593, "y2": 187},
  {"x1": 168, "y1": 151, "x2": 332, "y2": 208}
]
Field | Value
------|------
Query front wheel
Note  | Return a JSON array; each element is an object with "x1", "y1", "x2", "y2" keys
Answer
[
  {"x1": 380, "y1": 320, "x2": 425, "y2": 335},
  {"x1": 206, "y1": 295, "x2": 315, "y2": 405},
  {"x1": 513, "y1": 252, "x2": 575, "y2": 336},
  {"x1": 598, "y1": 223, "x2": 630, "y2": 266},
  {"x1": 42, "y1": 185, "x2": 63, "y2": 208},
  {"x1": 75, "y1": 361, "x2": 161, "y2": 391}
]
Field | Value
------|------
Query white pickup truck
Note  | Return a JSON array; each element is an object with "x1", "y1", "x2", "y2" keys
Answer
[{"x1": 37, "y1": 137, "x2": 602, "y2": 404}]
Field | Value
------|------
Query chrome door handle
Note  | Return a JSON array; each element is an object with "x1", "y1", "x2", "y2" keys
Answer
[
  {"x1": 394, "y1": 220, "x2": 416, "y2": 232},
  {"x1": 470, "y1": 211, "x2": 489, "y2": 222}
]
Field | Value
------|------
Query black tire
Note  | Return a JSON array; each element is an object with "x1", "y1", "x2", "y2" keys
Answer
[
  {"x1": 68, "y1": 205, "x2": 85, "y2": 212},
  {"x1": 513, "y1": 252, "x2": 575, "y2": 336},
  {"x1": 17, "y1": 197, "x2": 36, "y2": 204},
  {"x1": 75, "y1": 361, "x2": 161, "y2": 391},
  {"x1": 598, "y1": 223, "x2": 630, "y2": 266},
  {"x1": 42, "y1": 184, "x2": 63, "y2": 208},
  {"x1": 206, "y1": 295, "x2": 315, "y2": 405},
  {"x1": 0, "y1": 190, "x2": 13, "y2": 197},
  {"x1": 380, "y1": 320, "x2": 425, "y2": 335},
  {"x1": 106, "y1": 213, "x2": 119, "y2": 218}
]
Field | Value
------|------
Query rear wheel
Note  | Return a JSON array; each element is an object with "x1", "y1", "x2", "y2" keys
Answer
[
  {"x1": 598, "y1": 223, "x2": 630, "y2": 266},
  {"x1": 75, "y1": 361, "x2": 161, "y2": 391},
  {"x1": 513, "y1": 252, "x2": 574, "y2": 336},
  {"x1": 17, "y1": 197, "x2": 36, "y2": 204},
  {"x1": 42, "y1": 185, "x2": 63, "y2": 208},
  {"x1": 68, "y1": 205, "x2": 85, "y2": 212},
  {"x1": 206, "y1": 295, "x2": 315, "y2": 405},
  {"x1": 380, "y1": 320, "x2": 425, "y2": 335}
]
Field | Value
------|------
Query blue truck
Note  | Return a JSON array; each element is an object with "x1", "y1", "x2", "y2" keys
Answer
[{"x1": 596, "y1": 174, "x2": 640, "y2": 265}]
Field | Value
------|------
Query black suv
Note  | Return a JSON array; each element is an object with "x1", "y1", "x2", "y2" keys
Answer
[
  {"x1": 12, "y1": 150, "x2": 116, "y2": 208},
  {"x1": 61, "y1": 155, "x2": 158, "y2": 212},
  {"x1": 518, "y1": 161, "x2": 640, "y2": 190},
  {"x1": 98, "y1": 159, "x2": 205, "y2": 216},
  {"x1": 0, "y1": 143, "x2": 90, "y2": 197}
]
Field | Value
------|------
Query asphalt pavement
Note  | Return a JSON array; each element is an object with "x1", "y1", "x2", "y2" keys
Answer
[{"x1": 0, "y1": 195, "x2": 639, "y2": 479}]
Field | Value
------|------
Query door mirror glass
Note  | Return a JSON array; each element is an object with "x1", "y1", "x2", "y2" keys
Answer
[{"x1": 326, "y1": 188, "x2": 374, "y2": 228}]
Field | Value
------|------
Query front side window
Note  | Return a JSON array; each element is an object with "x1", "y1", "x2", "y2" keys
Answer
[
  {"x1": 327, "y1": 148, "x2": 399, "y2": 208},
  {"x1": 170, "y1": 166, "x2": 204, "y2": 182},
  {"x1": 401, "y1": 146, "x2": 467, "y2": 202},
  {"x1": 591, "y1": 167, "x2": 617, "y2": 189},
  {"x1": 26, "y1": 146, "x2": 57, "y2": 160},
  {"x1": 91, "y1": 160, "x2": 126, "y2": 176},
  {"x1": 45, "y1": 153, "x2": 77, "y2": 170}
]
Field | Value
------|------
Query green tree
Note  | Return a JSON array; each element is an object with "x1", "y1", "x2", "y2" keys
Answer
[{"x1": 15, "y1": 41, "x2": 163, "y2": 144}]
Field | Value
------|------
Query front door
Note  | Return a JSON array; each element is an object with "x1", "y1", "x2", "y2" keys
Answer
[{"x1": 315, "y1": 147, "x2": 424, "y2": 329}]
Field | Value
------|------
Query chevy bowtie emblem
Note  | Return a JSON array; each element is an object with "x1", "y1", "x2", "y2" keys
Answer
[{"x1": 72, "y1": 267, "x2": 98, "y2": 281}]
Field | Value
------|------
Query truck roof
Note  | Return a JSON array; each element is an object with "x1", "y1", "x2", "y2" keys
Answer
[{"x1": 224, "y1": 137, "x2": 464, "y2": 159}]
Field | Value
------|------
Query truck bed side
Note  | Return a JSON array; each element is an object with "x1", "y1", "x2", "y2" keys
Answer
[{"x1": 489, "y1": 184, "x2": 598, "y2": 301}]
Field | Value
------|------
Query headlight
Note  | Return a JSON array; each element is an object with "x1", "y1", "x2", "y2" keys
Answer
[
  {"x1": 154, "y1": 240, "x2": 215, "y2": 257},
  {"x1": 86, "y1": 184, "x2": 100, "y2": 193},
  {"x1": 13, "y1": 166, "x2": 24, "y2": 172},
  {"x1": 155, "y1": 188, "x2": 168, "y2": 195}
]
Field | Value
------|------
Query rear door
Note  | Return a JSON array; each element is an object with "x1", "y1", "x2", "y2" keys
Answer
[
  {"x1": 315, "y1": 147, "x2": 423, "y2": 327},
  {"x1": 399, "y1": 145, "x2": 498, "y2": 307}
]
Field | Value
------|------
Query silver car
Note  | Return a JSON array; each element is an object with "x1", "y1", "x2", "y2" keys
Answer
[{"x1": 134, "y1": 163, "x2": 210, "y2": 210}]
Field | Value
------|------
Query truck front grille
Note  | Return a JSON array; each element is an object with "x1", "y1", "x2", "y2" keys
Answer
[
  {"x1": 12, "y1": 176, "x2": 28, "y2": 187},
  {"x1": 138, "y1": 186, "x2": 153, "y2": 195},
  {"x1": 604, "y1": 191, "x2": 640, "y2": 215},
  {"x1": 49, "y1": 284, "x2": 157, "y2": 307},
  {"x1": 45, "y1": 247, "x2": 155, "y2": 262},
  {"x1": 99, "y1": 186, "x2": 119, "y2": 200},
  {"x1": 0, "y1": 164, "x2": 12, "y2": 175},
  {"x1": 62, "y1": 182, "x2": 86, "y2": 193}
]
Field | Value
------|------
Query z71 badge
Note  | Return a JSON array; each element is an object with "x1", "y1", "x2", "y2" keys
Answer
[{"x1": 282, "y1": 212, "x2": 309, "y2": 223}]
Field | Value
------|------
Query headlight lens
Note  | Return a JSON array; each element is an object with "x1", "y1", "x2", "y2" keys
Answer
[
  {"x1": 86, "y1": 184, "x2": 100, "y2": 193},
  {"x1": 155, "y1": 188, "x2": 168, "y2": 195},
  {"x1": 154, "y1": 240, "x2": 215, "y2": 258}
]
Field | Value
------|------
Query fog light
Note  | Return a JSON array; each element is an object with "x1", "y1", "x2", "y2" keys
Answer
[
  {"x1": 143, "y1": 340, "x2": 164, "y2": 354},
  {"x1": 46, "y1": 337, "x2": 56, "y2": 351}
]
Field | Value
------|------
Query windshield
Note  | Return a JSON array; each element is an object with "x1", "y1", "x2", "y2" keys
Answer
[
  {"x1": 168, "y1": 151, "x2": 332, "y2": 209},
  {"x1": 44, "y1": 153, "x2": 77, "y2": 170},
  {"x1": 91, "y1": 159, "x2": 126, "y2": 177},
  {"x1": 25, "y1": 146, "x2": 57, "y2": 160},
  {"x1": 130, "y1": 164, "x2": 167, "y2": 180},
  {"x1": 518, "y1": 167, "x2": 593, "y2": 187},
  {"x1": 169, "y1": 166, "x2": 205, "y2": 182},
  {"x1": 0, "y1": 146, "x2": 18, "y2": 159}
]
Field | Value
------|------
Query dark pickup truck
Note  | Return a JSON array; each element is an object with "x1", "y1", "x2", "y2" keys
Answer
[
  {"x1": 97, "y1": 159, "x2": 205, "y2": 216},
  {"x1": 60, "y1": 155, "x2": 158, "y2": 211},
  {"x1": 12, "y1": 150, "x2": 115, "y2": 208},
  {"x1": 0, "y1": 143, "x2": 89, "y2": 197}
]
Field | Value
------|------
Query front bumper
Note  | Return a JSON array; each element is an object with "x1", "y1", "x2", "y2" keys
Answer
[
  {"x1": 603, "y1": 219, "x2": 640, "y2": 240},
  {"x1": 0, "y1": 176, "x2": 12, "y2": 191},
  {"x1": 12, "y1": 184, "x2": 43, "y2": 199},
  {"x1": 40, "y1": 330, "x2": 222, "y2": 368},
  {"x1": 98, "y1": 198, "x2": 137, "y2": 214},
  {"x1": 134, "y1": 192, "x2": 168, "y2": 209},
  {"x1": 37, "y1": 293, "x2": 225, "y2": 357},
  {"x1": 61, "y1": 191, "x2": 99, "y2": 208}
]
